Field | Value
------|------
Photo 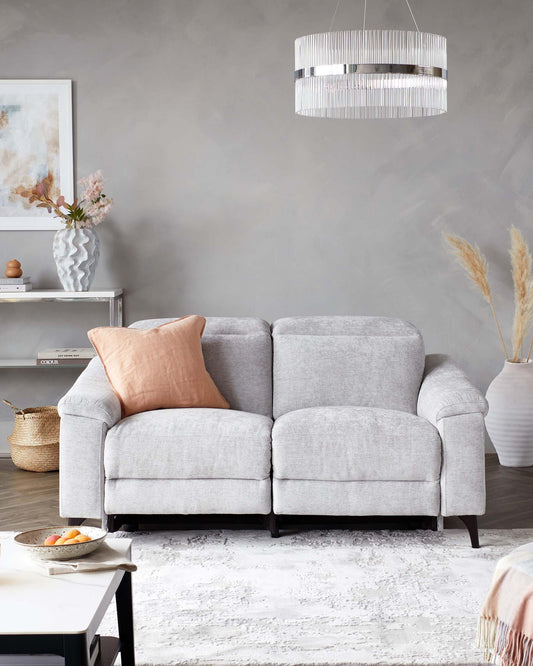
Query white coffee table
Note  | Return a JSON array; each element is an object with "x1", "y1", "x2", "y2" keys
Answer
[{"x1": 0, "y1": 538, "x2": 134, "y2": 665}]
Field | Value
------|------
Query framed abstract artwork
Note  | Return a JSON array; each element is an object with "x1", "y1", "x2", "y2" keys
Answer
[{"x1": 0, "y1": 79, "x2": 73, "y2": 230}]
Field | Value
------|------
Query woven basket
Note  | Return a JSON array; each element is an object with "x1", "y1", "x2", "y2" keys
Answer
[{"x1": 3, "y1": 400, "x2": 60, "y2": 472}]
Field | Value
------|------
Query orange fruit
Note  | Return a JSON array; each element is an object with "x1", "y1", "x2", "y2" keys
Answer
[
  {"x1": 55, "y1": 537, "x2": 67, "y2": 545},
  {"x1": 75, "y1": 534, "x2": 91, "y2": 542},
  {"x1": 44, "y1": 534, "x2": 61, "y2": 546},
  {"x1": 64, "y1": 538, "x2": 79, "y2": 545},
  {"x1": 64, "y1": 529, "x2": 80, "y2": 539}
]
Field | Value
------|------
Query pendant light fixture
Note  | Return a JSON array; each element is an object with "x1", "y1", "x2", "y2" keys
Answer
[{"x1": 294, "y1": 0, "x2": 447, "y2": 119}]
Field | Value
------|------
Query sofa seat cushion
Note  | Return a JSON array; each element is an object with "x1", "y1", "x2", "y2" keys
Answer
[
  {"x1": 272, "y1": 406, "x2": 441, "y2": 482},
  {"x1": 104, "y1": 408, "x2": 272, "y2": 480}
]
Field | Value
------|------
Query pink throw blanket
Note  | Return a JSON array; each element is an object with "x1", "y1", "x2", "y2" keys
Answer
[{"x1": 478, "y1": 542, "x2": 533, "y2": 665}]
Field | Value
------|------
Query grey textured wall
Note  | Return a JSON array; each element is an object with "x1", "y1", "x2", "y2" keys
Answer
[{"x1": 1, "y1": 0, "x2": 532, "y2": 453}]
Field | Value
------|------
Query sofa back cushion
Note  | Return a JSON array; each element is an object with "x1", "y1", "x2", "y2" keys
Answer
[
  {"x1": 130, "y1": 317, "x2": 273, "y2": 417},
  {"x1": 272, "y1": 316, "x2": 425, "y2": 418}
]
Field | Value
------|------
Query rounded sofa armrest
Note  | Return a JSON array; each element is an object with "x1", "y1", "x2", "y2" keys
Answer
[
  {"x1": 58, "y1": 357, "x2": 121, "y2": 428},
  {"x1": 417, "y1": 353, "x2": 488, "y2": 427}
]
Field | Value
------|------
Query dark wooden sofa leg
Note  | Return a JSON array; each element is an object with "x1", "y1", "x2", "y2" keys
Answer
[
  {"x1": 106, "y1": 514, "x2": 122, "y2": 533},
  {"x1": 122, "y1": 522, "x2": 138, "y2": 533},
  {"x1": 67, "y1": 517, "x2": 85, "y2": 526},
  {"x1": 459, "y1": 515, "x2": 480, "y2": 548},
  {"x1": 269, "y1": 513, "x2": 280, "y2": 538}
]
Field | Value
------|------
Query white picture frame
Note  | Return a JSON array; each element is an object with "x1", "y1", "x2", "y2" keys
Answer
[{"x1": 0, "y1": 79, "x2": 73, "y2": 230}]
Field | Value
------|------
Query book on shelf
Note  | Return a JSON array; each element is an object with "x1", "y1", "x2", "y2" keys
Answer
[
  {"x1": 0, "y1": 283, "x2": 32, "y2": 292},
  {"x1": 38, "y1": 348, "x2": 96, "y2": 360},
  {"x1": 37, "y1": 358, "x2": 92, "y2": 366},
  {"x1": 0, "y1": 276, "x2": 31, "y2": 285}
]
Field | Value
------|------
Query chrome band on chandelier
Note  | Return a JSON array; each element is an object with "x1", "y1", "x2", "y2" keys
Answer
[{"x1": 294, "y1": 63, "x2": 448, "y2": 81}]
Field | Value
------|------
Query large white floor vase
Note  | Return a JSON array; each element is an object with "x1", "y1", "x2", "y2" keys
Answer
[
  {"x1": 485, "y1": 360, "x2": 533, "y2": 467},
  {"x1": 52, "y1": 228, "x2": 100, "y2": 292}
]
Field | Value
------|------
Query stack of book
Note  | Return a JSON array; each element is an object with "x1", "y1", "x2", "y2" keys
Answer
[
  {"x1": 0, "y1": 276, "x2": 32, "y2": 292},
  {"x1": 37, "y1": 348, "x2": 97, "y2": 366}
]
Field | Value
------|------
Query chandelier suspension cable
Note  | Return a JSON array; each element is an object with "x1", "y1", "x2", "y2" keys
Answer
[
  {"x1": 328, "y1": 0, "x2": 342, "y2": 31},
  {"x1": 329, "y1": 0, "x2": 420, "y2": 33},
  {"x1": 404, "y1": 0, "x2": 420, "y2": 32}
]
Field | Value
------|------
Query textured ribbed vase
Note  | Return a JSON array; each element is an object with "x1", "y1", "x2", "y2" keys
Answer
[
  {"x1": 295, "y1": 30, "x2": 447, "y2": 118},
  {"x1": 485, "y1": 361, "x2": 533, "y2": 467},
  {"x1": 52, "y1": 228, "x2": 100, "y2": 292}
]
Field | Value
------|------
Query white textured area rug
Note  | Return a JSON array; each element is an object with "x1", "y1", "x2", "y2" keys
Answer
[{"x1": 94, "y1": 529, "x2": 533, "y2": 666}]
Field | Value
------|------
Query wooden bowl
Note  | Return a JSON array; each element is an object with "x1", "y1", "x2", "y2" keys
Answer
[{"x1": 14, "y1": 526, "x2": 107, "y2": 560}]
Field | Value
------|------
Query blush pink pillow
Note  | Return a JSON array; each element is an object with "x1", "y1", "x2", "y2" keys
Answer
[{"x1": 88, "y1": 315, "x2": 229, "y2": 417}]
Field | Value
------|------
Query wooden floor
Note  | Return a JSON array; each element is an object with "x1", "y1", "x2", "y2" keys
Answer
[{"x1": 0, "y1": 454, "x2": 532, "y2": 532}]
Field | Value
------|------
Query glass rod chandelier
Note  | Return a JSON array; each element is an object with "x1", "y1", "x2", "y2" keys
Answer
[{"x1": 294, "y1": 0, "x2": 447, "y2": 119}]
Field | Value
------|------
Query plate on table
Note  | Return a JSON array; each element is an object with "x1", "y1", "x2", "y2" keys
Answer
[{"x1": 14, "y1": 526, "x2": 107, "y2": 560}]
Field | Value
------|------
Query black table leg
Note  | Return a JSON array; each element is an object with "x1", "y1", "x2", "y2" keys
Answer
[
  {"x1": 116, "y1": 571, "x2": 135, "y2": 666},
  {"x1": 63, "y1": 634, "x2": 89, "y2": 666}
]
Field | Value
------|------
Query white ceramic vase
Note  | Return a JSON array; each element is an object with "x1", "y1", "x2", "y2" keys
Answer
[
  {"x1": 485, "y1": 360, "x2": 533, "y2": 467},
  {"x1": 52, "y1": 228, "x2": 100, "y2": 292}
]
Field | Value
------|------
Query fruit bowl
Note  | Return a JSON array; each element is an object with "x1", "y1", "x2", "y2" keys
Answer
[{"x1": 14, "y1": 526, "x2": 107, "y2": 560}]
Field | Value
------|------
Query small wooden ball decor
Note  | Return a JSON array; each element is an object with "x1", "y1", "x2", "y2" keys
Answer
[{"x1": 5, "y1": 259, "x2": 23, "y2": 278}]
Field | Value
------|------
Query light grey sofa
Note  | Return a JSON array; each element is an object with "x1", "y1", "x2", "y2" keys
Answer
[{"x1": 58, "y1": 315, "x2": 488, "y2": 547}]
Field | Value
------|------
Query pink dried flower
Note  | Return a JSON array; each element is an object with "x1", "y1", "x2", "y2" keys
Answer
[
  {"x1": 77, "y1": 170, "x2": 113, "y2": 227},
  {"x1": 84, "y1": 196, "x2": 113, "y2": 226},
  {"x1": 18, "y1": 170, "x2": 112, "y2": 229},
  {"x1": 79, "y1": 170, "x2": 104, "y2": 203}
]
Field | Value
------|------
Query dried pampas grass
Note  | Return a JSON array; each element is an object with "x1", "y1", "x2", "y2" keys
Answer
[
  {"x1": 509, "y1": 226, "x2": 533, "y2": 362},
  {"x1": 444, "y1": 233, "x2": 509, "y2": 359},
  {"x1": 444, "y1": 235, "x2": 491, "y2": 302}
]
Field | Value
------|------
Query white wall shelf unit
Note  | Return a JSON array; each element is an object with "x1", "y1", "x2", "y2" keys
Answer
[{"x1": 0, "y1": 288, "x2": 122, "y2": 369}]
